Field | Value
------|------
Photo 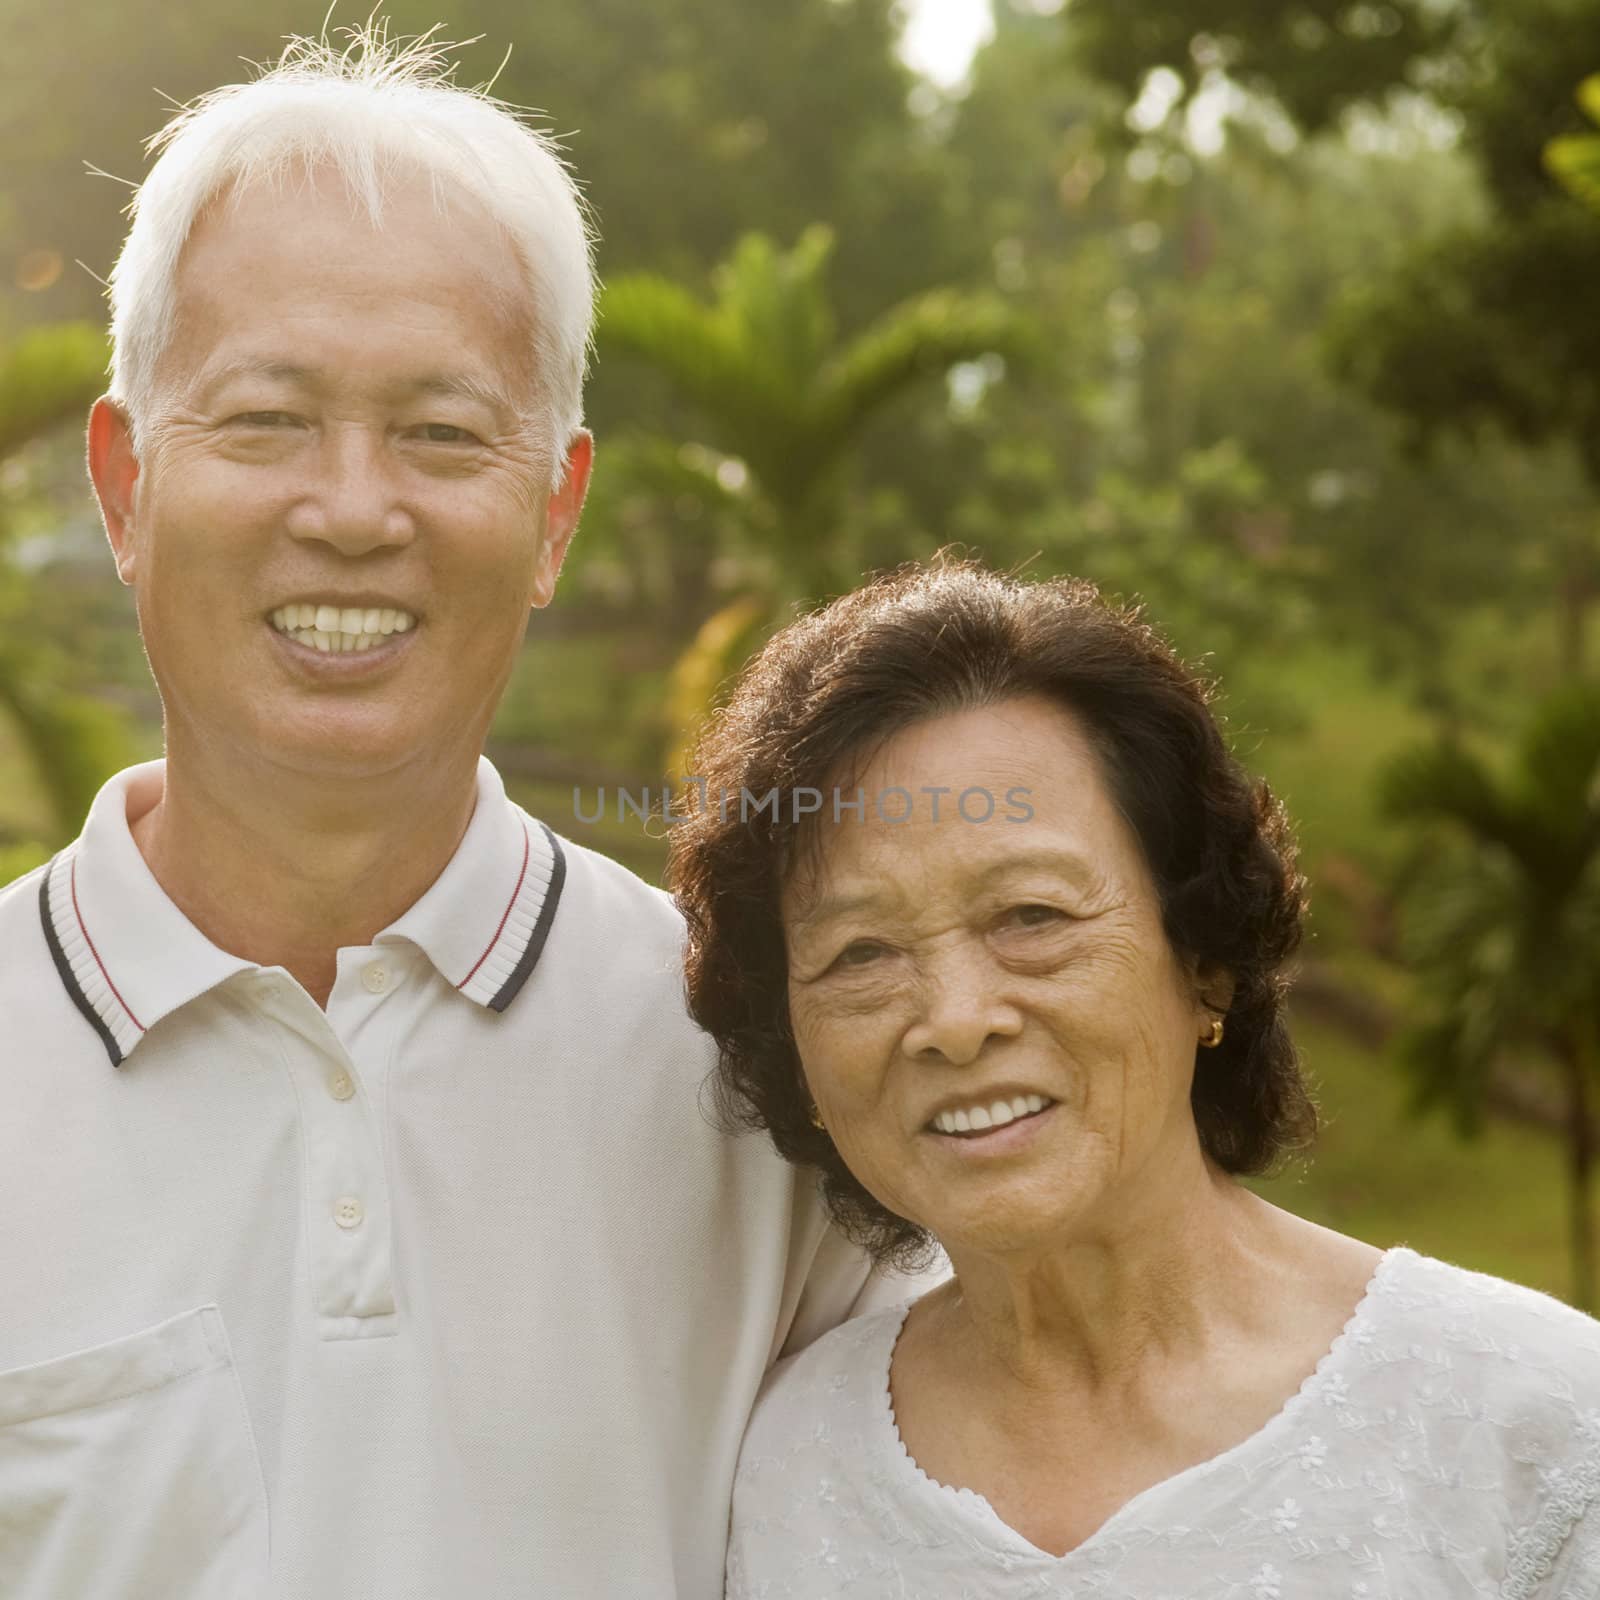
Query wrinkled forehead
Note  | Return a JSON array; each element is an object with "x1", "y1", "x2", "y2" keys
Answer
[
  {"x1": 160, "y1": 160, "x2": 538, "y2": 396},
  {"x1": 778, "y1": 698, "x2": 1136, "y2": 924},
  {"x1": 183, "y1": 157, "x2": 531, "y2": 307}
]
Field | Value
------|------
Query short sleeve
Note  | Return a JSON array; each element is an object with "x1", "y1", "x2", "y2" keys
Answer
[
  {"x1": 1539, "y1": 1447, "x2": 1600, "y2": 1598},
  {"x1": 776, "y1": 1203, "x2": 947, "y2": 1362}
]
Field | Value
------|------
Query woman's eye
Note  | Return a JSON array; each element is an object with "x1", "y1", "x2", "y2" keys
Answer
[{"x1": 832, "y1": 940, "x2": 887, "y2": 970}]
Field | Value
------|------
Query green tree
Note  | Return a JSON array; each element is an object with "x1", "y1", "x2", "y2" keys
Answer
[
  {"x1": 1051, "y1": 0, "x2": 1600, "y2": 678},
  {"x1": 1381, "y1": 685, "x2": 1600, "y2": 1309},
  {"x1": 0, "y1": 323, "x2": 134, "y2": 877},
  {"x1": 595, "y1": 225, "x2": 1028, "y2": 760},
  {"x1": 1546, "y1": 72, "x2": 1600, "y2": 209}
]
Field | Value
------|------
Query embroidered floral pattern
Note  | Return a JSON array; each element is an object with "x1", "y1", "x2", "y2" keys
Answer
[{"x1": 727, "y1": 1248, "x2": 1600, "y2": 1599}]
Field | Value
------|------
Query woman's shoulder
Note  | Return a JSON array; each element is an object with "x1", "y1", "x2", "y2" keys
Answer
[
  {"x1": 1375, "y1": 1245, "x2": 1600, "y2": 1402},
  {"x1": 741, "y1": 1296, "x2": 916, "y2": 1468},
  {"x1": 1357, "y1": 1247, "x2": 1600, "y2": 1580}
]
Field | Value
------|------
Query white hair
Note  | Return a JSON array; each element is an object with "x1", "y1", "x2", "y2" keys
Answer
[{"x1": 107, "y1": 24, "x2": 595, "y2": 484}]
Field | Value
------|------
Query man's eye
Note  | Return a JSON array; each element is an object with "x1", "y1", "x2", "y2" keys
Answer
[
  {"x1": 415, "y1": 423, "x2": 477, "y2": 444},
  {"x1": 233, "y1": 411, "x2": 297, "y2": 427}
]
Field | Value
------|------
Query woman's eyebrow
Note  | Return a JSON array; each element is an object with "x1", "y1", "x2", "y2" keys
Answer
[{"x1": 792, "y1": 848, "x2": 1101, "y2": 928}]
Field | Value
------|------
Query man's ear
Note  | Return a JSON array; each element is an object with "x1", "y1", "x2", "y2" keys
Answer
[
  {"x1": 87, "y1": 397, "x2": 142, "y2": 586},
  {"x1": 530, "y1": 429, "x2": 594, "y2": 609}
]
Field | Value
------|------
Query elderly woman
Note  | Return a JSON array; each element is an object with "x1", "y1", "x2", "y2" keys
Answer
[{"x1": 671, "y1": 560, "x2": 1600, "y2": 1598}]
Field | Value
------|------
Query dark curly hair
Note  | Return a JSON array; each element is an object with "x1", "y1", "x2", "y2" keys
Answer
[{"x1": 670, "y1": 558, "x2": 1315, "y2": 1268}]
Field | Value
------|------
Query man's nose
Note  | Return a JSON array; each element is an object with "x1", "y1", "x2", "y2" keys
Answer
[
  {"x1": 899, "y1": 947, "x2": 1024, "y2": 1068},
  {"x1": 284, "y1": 426, "x2": 415, "y2": 555}
]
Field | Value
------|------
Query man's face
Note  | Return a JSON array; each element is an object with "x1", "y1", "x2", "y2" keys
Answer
[{"x1": 89, "y1": 166, "x2": 591, "y2": 786}]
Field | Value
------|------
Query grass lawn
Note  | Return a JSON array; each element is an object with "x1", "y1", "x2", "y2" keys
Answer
[{"x1": 1253, "y1": 1013, "x2": 1574, "y2": 1304}]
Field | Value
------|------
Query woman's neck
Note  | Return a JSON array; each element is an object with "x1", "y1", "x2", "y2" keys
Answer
[{"x1": 927, "y1": 1172, "x2": 1306, "y2": 1400}]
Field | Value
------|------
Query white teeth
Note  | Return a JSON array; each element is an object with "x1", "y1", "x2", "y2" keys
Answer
[
  {"x1": 933, "y1": 1094, "x2": 1054, "y2": 1136},
  {"x1": 270, "y1": 604, "x2": 417, "y2": 653}
]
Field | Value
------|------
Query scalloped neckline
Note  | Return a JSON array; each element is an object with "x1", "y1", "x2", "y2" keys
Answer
[{"x1": 876, "y1": 1243, "x2": 1412, "y2": 1568}]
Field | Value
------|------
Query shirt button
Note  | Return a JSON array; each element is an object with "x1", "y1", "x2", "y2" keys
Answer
[
  {"x1": 333, "y1": 1195, "x2": 365, "y2": 1229},
  {"x1": 328, "y1": 1070, "x2": 355, "y2": 1101},
  {"x1": 361, "y1": 961, "x2": 390, "y2": 994}
]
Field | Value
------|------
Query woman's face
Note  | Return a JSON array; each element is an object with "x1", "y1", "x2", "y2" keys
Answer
[{"x1": 782, "y1": 695, "x2": 1217, "y2": 1261}]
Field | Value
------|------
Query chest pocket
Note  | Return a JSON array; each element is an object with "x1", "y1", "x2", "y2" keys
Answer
[{"x1": 0, "y1": 1304, "x2": 268, "y2": 1600}]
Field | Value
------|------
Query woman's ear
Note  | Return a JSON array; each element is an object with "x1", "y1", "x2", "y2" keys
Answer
[{"x1": 1193, "y1": 962, "x2": 1237, "y2": 1015}]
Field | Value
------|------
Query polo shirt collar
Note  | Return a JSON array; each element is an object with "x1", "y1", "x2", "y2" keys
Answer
[
  {"x1": 382, "y1": 757, "x2": 566, "y2": 1013},
  {"x1": 41, "y1": 757, "x2": 566, "y2": 1067}
]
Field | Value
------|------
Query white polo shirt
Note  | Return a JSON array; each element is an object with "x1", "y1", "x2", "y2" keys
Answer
[{"x1": 0, "y1": 757, "x2": 931, "y2": 1600}]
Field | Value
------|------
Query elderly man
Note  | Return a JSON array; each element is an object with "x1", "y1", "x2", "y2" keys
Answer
[{"x1": 0, "y1": 30, "x2": 934, "y2": 1600}]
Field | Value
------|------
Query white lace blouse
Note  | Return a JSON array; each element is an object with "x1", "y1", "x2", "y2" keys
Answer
[{"x1": 728, "y1": 1247, "x2": 1600, "y2": 1598}]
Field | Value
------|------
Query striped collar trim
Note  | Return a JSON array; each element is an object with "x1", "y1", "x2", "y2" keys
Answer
[
  {"x1": 379, "y1": 758, "x2": 568, "y2": 1013},
  {"x1": 39, "y1": 846, "x2": 148, "y2": 1067},
  {"x1": 47, "y1": 758, "x2": 569, "y2": 1068},
  {"x1": 451, "y1": 816, "x2": 566, "y2": 1012}
]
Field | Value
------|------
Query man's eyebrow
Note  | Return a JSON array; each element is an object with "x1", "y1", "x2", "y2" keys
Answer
[
  {"x1": 196, "y1": 360, "x2": 523, "y2": 418},
  {"x1": 197, "y1": 358, "x2": 316, "y2": 394},
  {"x1": 403, "y1": 371, "x2": 523, "y2": 417}
]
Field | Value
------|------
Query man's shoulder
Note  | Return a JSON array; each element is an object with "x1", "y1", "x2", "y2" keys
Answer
[
  {"x1": 541, "y1": 826, "x2": 687, "y2": 952},
  {"x1": 0, "y1": 858, "x2": 52, "y2": 959},
  {"x1": 531, "y1": 827, "x2": 711, "y2": 1027}
]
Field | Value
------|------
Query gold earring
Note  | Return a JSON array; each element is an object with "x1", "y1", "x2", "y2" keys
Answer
[
  {"x1": 809, "y1": 1104, "x2": 826, "y2": 1131},
  {"x1": 1200, "y1": 1016, "x2": 1224, "y2": 1048}
]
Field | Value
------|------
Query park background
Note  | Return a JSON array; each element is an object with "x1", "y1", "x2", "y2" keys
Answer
[{"x1": 4, "y1": 0, "x2": 1600, "y2": 1308}]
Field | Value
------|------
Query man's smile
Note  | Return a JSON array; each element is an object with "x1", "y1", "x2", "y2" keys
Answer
[{"x1": 268, "y1": 601, "x2": 417, "y2": 654}]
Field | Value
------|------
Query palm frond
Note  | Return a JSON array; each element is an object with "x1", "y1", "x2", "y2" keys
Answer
[
  {"x1": 1395, "y1": 1013, "x2": 1495, "y2": 1137},
  {"x1": 1380, "y1": 738, "x2": 1538, "y2": 865},
  {"x1": 1514, "y1": 680, "x2": 1600, "y2": 859},
  {"x1": 812, "y1": 288, "x2": 1030, "y2": 448},
  {"x1": 596, "y1": 274, "x2": 793, "y2": 447},
  {"x1": 711, "y1": 227, "x2": 837, "y2": 392}
]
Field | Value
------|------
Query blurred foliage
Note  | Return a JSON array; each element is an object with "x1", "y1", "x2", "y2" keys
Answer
[
  {"x1": 597, "y1": 225, "x2": 1029, "y2": 764},
  {"x1": 1, "y1": 0, "x2": 1599, "y2": 1292},
  {"x1": 0, "y1": 323, "x2": 139, "y2": 861},
  {"x1": 1546, "y1": 73, "x2": 1600, "y2": 210},
  {"x1": 1381, "y1": 685, "x2": 1600, "y2": 1308},
  {"x1": 1065, "y1": 0, "x2": 1468, "y2": 133}
]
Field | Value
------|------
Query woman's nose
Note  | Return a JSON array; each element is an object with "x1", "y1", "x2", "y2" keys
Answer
[{"x1": 899, "y1": 951, "x2": 1024, "y2": 1067}]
